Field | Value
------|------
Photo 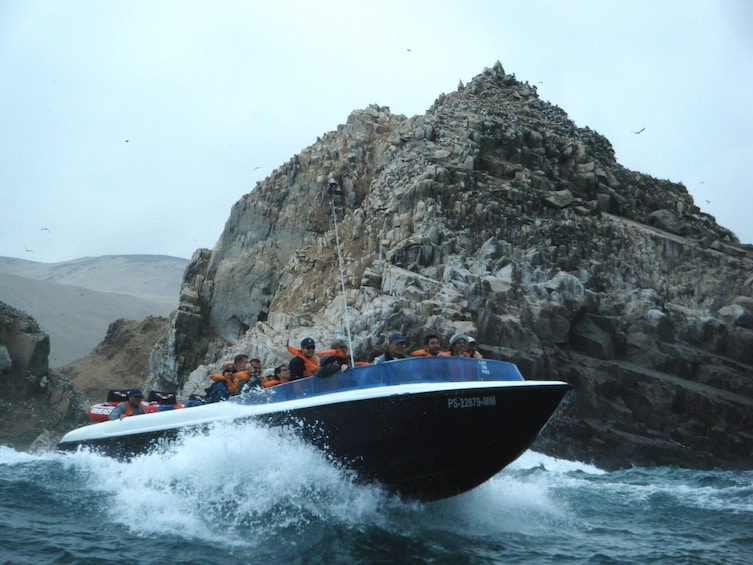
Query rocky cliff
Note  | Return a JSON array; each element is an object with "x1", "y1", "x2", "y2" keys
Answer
[
  {"x1": 146, "y1": 62, "x2": 753, "y2": 471},
  {"x1": 0, "y1": 301, "x2": 88, "y2": 449}
]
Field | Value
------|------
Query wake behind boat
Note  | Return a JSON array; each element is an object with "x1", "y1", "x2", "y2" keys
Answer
[{"x1": 58, "y1": 357, "x2": 570, "y2": 501}]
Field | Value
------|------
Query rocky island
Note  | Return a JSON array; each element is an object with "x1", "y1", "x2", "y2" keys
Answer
[{"x1": 3, "y1": 63, "x2": 751, "y2": 470}]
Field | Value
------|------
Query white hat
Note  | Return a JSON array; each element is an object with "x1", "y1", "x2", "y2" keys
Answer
[{"x1": 449, "y1": 333, "x2": 468, "y2": 348}]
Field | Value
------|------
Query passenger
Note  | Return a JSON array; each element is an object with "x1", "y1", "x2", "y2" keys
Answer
[
  {"x1": 275, "y1": 364, "x2": 291, "y2": 383},
  {"x1": 466, "y1": 336, "x2": 483, "y2": 359},
  {"x1": 315, "y1": 338, "x2": 351, "y2": 377},
  {"x1": 108, "y1": 388, "x2": 147, "y2": 420},
  {"x1": 230, "y1": 354, "x2": 253, "y2": 390},
  {"x1": 287, "y1": 337, "x2": 319, "y2": 380},
  {"x1": 205, "y1": 361, "x2": 240, "y2": 403},
  {"x1": 410, "y1": 334, "x2": 442, "y2": 357},
  {"x1": 261, "y1": 367, "x2": 280, "y2": 388},
  {"x1": 440, "y1": 333, "x2": 468, "y2": 357},
  {"x1": 373, "y1": 332, "x2": 407, "y2": 363}
]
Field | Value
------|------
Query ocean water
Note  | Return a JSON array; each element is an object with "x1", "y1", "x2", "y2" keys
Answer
[{"x1": 1, "y1": 422, "x2": 751, "y2": 565}]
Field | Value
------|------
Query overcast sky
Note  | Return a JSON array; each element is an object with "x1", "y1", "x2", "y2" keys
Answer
[{"x1": 2, "y1": 0, "x2": 751, "y2": 264}]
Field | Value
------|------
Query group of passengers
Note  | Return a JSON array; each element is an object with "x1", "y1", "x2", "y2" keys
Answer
[
  {"x1": 110, "y1": 332, "x2": 485, "y2": 417},
  {"x1": 379, "y1": 332, "x2": 483, "y2": 360},
  {"x1": 223, "y1": 332, "x2": 482, "y2": 395}
]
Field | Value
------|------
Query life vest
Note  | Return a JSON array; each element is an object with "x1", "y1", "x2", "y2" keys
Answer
[
  {"x1": 122, "y1": 401, "x2": 145, "y2": 417},
  {"x1": 410, "y1": 349, "x2": 441, "y2": 357},
  {"x1": 438, "y1": 351, "x2": 469, "y2": 357},
  {"x1": 316, "y1": 349, "x2": 349, "y2": 362},
  {"x1": 287, "y1": 345, "x2": 319, "y2": 377},
  {"x1": 261, "y1": 378, "x2": 281, "y2": 388},
  {"x1": 209, "y1": 373, "x2": 240, "y2": 394}
]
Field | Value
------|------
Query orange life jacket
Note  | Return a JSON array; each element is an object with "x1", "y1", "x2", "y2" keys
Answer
[
  {"x1": 210, "y1": 373, "x2": 239, "y2": 394},
  {"x1": 233, "y1": 370, "x2": 251, "y2": 383},
  {"x1": 261, "y1": 378, "x2": 281, "y2": 388},
  {"x1": 123, "y1": 400, "x2": 144, "y2": 417},
  {"x1": 287, "y1": 345, "x2": 319, "y2": 377},
  {"x1": 410, "y1": 348, "x2": 441, "y2": 357},
  {"x1": 316, "y1": 349, "x2": 349, "y2": 363}
]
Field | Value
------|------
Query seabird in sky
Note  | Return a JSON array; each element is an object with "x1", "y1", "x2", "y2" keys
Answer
[{"x1": 632, "y1": 127, "x2": 646, "y2": 134}]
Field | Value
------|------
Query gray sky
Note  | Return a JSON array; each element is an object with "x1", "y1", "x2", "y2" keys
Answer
[{"x1": 2, "y1": 0, "x2": 751, "y2": 263}]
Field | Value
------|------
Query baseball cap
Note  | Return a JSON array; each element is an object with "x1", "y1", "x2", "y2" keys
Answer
[
  {"x1": 388, "y1": 332, "x2": 406, "y2": 344},
  {"x1": 128, "y1": 388, "x2": 144, "y2": 397},
  {"x1": 301, "y1": 337, "x2": 316, "y2": 348}
]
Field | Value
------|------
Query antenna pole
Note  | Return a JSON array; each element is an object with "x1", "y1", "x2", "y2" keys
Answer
[{"x1": 329, "y1": 180, "x2": 355, "y2": 366}]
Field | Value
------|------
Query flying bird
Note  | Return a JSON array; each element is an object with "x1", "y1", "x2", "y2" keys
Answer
[
  {"x1": 40, "y1": 227, "x2": 51, "y2": 233},
  {"x1": 25, "y1": 247, "x2": 33, "y2": 253},
  {"x1": 705, "y1": 199, "x2": 710, "y2": 204},
  {"x1": 632, "y1": 127, "x2": 646, "y2": 134},
  {"x1": 253, "y1": 166, "x2": 261, "y2": 171},
  {"x1": 406, "y1": 48, "x2": 413, "y2": 52}
]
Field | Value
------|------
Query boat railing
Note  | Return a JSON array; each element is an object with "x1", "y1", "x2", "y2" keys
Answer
[{"x1": 234, "y1": 357, "x2": 524, "y2": 406}]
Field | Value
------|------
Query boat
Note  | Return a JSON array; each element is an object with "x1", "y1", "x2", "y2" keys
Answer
[
  {"x1": 58, "y1": 357, "x2": 570, "y2": 501},
  {"x1": 86, "y1": 390, "x2": 183, "y2": 423}
]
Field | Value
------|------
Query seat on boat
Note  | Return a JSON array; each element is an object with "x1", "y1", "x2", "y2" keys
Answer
[
  {"x1": 148, "y1": 391, "x2": 178, "y2": 405},
  {"x1": 106, "y1": 389, "x2": 129, "y2": 403}
]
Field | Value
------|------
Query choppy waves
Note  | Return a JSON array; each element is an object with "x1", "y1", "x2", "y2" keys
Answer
[{"x1": 1, "y1": 424, "x2": 752, "y2": 564}]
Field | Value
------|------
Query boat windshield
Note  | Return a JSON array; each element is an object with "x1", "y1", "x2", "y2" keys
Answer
[{"x1": 233, "y1": 356, "x2": 524, "y2": 406}]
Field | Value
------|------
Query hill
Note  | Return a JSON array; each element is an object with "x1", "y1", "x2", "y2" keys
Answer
[
  {"x1": 0, "y1": 254, "x2": 188, "y2": 305},
  {"x1": 0, "y1": 254, "x2": 188, "y2": 365},
  {"x1": 57, "y1": 316, "x2": 169, "y2": 402}
]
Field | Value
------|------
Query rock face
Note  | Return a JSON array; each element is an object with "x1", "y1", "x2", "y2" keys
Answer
[
  {"x1": 0, "y1": 301, "x2": 88, "y2": 449},
  {"x1": 57, "y1": 316, "x2": 169, "y2": 402},
  {"x1": 146, "y1": 62, "x2": 753, "y2": 470}
]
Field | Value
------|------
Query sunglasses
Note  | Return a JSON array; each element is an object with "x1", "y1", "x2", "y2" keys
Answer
[{"x1": 223, "y1": 369, "x2": 235, "y2": 373}]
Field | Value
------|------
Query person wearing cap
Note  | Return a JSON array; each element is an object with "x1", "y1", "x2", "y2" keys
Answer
[
  {"x1": 410, "y1": 334, "x2": 442, "y2": 357},
  {"x1": 260, "y1": 367, "x2": 280, "y2": 388},
  {"x1": 372, "y1": 332, "x2": 407, "y2": 364},
  {"x1": 314, "y1": 338, "x2": 351, "y2": 377},
  {"x1": 287, "y1": 337, "x2": 319, "y2": 380},
  {"x1": 108, "y1": 388, "x2": 147, "y2": 420},
  {"x1": 441, "y1": 333, "x2": 468, "y2": 357},
  {"x1": 466, "y1": 336, "x2": 483, "y2": 359},
  {"x1": 205, "y1": 361, "x2": 241, "y2": 402}
]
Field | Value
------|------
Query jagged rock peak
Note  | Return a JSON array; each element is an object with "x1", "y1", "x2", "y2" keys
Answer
[{"x1": 147, "y1": 62, "x2": 753, "y2": 472}]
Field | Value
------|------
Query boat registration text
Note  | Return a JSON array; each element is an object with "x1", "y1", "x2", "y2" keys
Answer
[{"x1": 447, "y1": 396, "x2": 496, "y2": 409}]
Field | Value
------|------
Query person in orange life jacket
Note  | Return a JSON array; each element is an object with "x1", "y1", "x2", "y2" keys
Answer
[
  {"x1": 205, "y1": 362, "x2": 242, "y2": 403},
  {"x1": 108, "y1": 388, "x2": 146, "y2": 420},
  {"x1": 466, "y1": 336, "x2": 483, "y2": 358},
  {"x1": 275, "y1": 365, "x2": 291, "y2": 383},
  {"x1": 410, "y1": 334, "x2": 442, "y2": 357},
  {"x1": 259, "y1": 367, "x2": 278, "y2": 388},
  {"x1": 287, "y1": 337, "x2": 319, "y2": 380},
  {"x1": 372, "y1": 332, "x2": 407, "y2": 363},
  {"x1": 238, "y1": 357, "x2": 264, "y2": 394},
  {"x1": 260, "y1": 364, "x2": 291, "y2": 387},
  {"x1": 231, "y1": 354, "x2": 255, "y2": 390},
  {"x1": 440, "y1": 333, "x2": 468, "y2": 357},
  {"x1": 315, "y1": 339, "x2": 351, "y2": 377}
]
